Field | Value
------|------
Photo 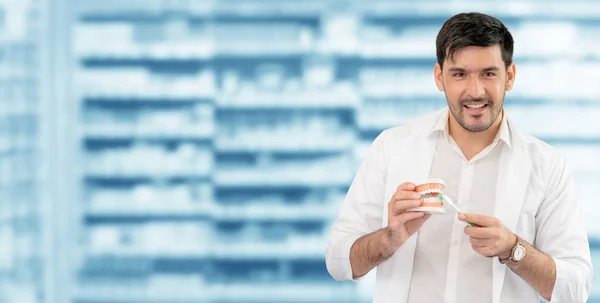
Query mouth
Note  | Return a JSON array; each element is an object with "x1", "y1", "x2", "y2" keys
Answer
[{"x1": 463, "y1": 103, "x2": 489, "y2": 115}]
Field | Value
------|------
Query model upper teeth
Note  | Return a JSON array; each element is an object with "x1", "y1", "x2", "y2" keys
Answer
[
  {"x1": 466, "y1": 104, "x2": 485, "y2": 109},
  {"x1": 420, "y1": 188, "x2": 442, "y2": 195}
]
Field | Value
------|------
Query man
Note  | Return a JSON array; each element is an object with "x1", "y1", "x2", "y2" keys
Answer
[{"x1": 325, "y1": 12, "x2": 592, "y2": 303}]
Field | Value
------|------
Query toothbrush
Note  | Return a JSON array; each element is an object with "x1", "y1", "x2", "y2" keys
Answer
[{"x1": 439, "y1": 195, "x2": 475, "y2": 227}]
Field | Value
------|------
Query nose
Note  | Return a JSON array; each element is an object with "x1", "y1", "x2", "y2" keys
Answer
[{"x1": 466, "y1": 75, "x2": 485, "y2": 98}]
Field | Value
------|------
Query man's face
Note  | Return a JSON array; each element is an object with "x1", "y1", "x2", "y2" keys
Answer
[{"x1": 434, "y1": 44, "x2": 516, "y2": 132}]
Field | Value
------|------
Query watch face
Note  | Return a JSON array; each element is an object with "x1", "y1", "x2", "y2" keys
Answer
[{"x1": 513, "y1": 245, "x2": 526, "y2": 261}]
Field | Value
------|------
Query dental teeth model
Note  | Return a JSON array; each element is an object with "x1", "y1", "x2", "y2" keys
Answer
[{"x1": 406, "y1": 179, "x2": 446, "y2": 214}]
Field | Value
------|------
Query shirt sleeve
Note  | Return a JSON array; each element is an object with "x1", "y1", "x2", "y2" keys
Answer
[
  {"x1": 534, "y1": 153, "x2": 592, "y2": 303},
  {"x1": 325, "y1": 130, "x2": 389, "y2": 281}
]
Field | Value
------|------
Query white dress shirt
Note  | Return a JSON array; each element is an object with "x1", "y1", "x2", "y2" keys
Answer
[
  {"x1": 325, "y1": 107, "x2": 592, "y2": 303},
  {"x1": 408, "y1": 110, "x2": 508, "y2": 303}
]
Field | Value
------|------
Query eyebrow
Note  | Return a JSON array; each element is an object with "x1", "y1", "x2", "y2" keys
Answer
[{"x1": 448, "y1": 66, "x2": 500, "y2": 73}]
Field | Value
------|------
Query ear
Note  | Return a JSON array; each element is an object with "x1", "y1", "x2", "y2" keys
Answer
[
  {"x1": 434, "y1": 63, "x2": 444, "y2": 92},
  {"x1": 505, "y1": 63, "x2": 516, "y2": 91}
]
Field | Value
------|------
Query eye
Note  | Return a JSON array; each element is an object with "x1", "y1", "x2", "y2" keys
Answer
[
  {"x1": 484, "y1": 72, "x2": 496, "y2": 77},
  {"x1": 452, "y1": 72, "x2": 466, "y2": 78}
]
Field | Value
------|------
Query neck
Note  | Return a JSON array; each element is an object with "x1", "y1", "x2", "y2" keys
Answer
[{"x1": 448, "y1": 109, "x2": 503, "y2": 160}]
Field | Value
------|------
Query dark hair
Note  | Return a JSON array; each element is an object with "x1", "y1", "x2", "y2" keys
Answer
[{"x1": 436, "y1": 12, "x2": 514, "y2": 69}]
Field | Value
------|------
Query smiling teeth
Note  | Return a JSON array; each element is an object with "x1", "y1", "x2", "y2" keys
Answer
[{"x1": 466, "y1": 104, "x2": 485, "y2": 109}]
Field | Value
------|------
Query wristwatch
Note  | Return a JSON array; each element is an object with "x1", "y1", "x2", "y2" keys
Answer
[{"x1": 498, "y1": 235, "x2": 526, "y2": 264}]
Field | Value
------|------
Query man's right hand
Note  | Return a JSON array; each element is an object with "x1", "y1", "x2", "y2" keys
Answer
[{"x1": 381, "y1": 182, "x2": 431, "y2": 257}]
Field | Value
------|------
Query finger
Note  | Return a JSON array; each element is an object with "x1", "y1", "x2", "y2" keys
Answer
[
  {"x1": 458, "y1": 213, "x2": 500, "y2": 227},
  {"x1": 463, "y1": 226, "x2": 496, "y2": 239},
  {"x1": 411, "y1": 213, "x2": 432, "y2": 225},
  {"x1": 409, "y1": 212, "x2": 432, "y2": 222},
  {"x1": 395, "y1": 211, "x2": 426, "y2": 223},
  {"x1": 397, "y1": 182, "x2": 416, "y2": 191},
  {"x1": 392, "y1": 190, "x2": 421, "y2": 202},
  {"x1": 471, "y1": 245, "x2": 494, "y2": 257},
  {"x1": 469, "y1": 237, "x2": 488, "y2": 247},
  {"x1": 405, "y1": 214, "x2": 432, "y2": 231},
  {"x1": 390, "y1": 200, "x2": 422, "y2": 214}
]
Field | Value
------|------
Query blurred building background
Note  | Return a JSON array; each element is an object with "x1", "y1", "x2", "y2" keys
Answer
[{"x1": 0, "y1": 0, "x2": 599, "y2": 302}]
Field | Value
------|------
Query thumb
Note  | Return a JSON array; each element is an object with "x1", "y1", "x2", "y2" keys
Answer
[{"x1": 399, "y1": 211, "x2": 426, "y2": 223}]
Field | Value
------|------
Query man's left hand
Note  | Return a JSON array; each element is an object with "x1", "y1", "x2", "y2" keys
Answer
[{"x1": 458, "y1": 213, "x2": 517, "y2": 258}]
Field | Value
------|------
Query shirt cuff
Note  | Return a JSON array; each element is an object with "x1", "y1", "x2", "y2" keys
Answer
[
  {"x1": 327, "y1": 233, "x2": 363, "y2": 282},
  {"x1": 547, "y1": 257, "x2": 591, "y2": 303}
]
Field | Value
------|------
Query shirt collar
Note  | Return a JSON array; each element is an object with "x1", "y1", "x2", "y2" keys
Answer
[{"x1": 430, "y1": 107, "x2": 512, "y2": 149}]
